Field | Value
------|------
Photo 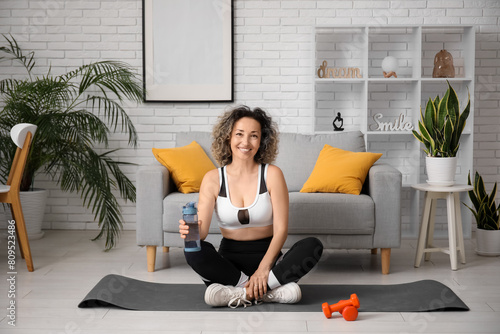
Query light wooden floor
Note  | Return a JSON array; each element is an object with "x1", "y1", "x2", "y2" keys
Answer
[{"x1": 1, "y1": 230, "x2": 500, "y2": 333}]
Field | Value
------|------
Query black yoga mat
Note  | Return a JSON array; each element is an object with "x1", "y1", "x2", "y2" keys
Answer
[{"x1": 78, "y1": 274, "x2": 469, "y2": 312}]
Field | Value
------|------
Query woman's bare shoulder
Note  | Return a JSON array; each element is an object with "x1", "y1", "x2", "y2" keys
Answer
[
  {"x1": 266, "y1": 164, "x2": 287, "y2": 187},
  {"x1": 267, "y1": 164, "x2": 284, "y2": 177},
  {"x1": 202, "y1": 168, "x2": 220, "y2": 185},
  {"x1": 204, "y1": 168, "x2": 219, "y2": 179},
  {"x1": 200, "y1": 168, "x2": 220, "y2": 192}
]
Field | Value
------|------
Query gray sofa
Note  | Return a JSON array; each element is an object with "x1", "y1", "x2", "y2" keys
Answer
[{"x1": 136, "y1": 131, "x2": 402, "y2": 274}]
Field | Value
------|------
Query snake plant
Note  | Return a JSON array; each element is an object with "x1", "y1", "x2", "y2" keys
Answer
[
  {"x1": 465, "y1": 171, "x2": 500, "y2": 231},
  {"x1": 412, "y1": 81, "x2": 470, "y2": 157},
  {"x1": 0, "y1": 35, "x2": 144, "y2": 250}
]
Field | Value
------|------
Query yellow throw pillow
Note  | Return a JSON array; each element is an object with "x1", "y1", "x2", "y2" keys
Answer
[
  {"x1": 152, "y1": 141, "x2": 216, "y2": 194},
  {"x1": 300, "y1": 145, "x2": 382, "y2": 195}
]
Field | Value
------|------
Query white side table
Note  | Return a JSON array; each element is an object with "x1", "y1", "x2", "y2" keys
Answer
[{"x1": 412, "y1": 183, "x2": 473, "y2": 271}]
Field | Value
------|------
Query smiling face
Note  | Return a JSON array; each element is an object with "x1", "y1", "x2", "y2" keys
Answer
[{"x1": 229, "y1": 117, "x2": 262, "y2": 162}]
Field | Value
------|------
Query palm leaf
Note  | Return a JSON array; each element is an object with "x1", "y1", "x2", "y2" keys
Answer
[
  {"x1": 87, "y1": 96, "x2": 137, "y2": 146},
  {"x1": 0, "y1": 35, "x2": 144, "y2": 249},
  {"x1": 0, "y1": 34, "x2": 36, "y2": 76}
]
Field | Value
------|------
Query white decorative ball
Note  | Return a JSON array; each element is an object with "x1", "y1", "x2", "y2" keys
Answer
[{"x1": 381, "y1": 56, "x2": 399, "y2": 73}]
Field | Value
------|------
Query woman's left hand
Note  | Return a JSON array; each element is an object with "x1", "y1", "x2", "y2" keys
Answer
[{"x1": 246, "y1": 267, "x2": 270, "y2": 300}]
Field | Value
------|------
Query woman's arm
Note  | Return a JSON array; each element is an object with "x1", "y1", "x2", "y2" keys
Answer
[
  {"x1": 179, "y1": 168, "x2": 219, "y2": 241},
  {"x1": 247, "y1": 164, "x2": 289, "y2": 299}
]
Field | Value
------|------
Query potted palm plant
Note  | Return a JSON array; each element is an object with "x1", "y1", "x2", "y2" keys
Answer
[
  {"x1": 412, "y1": 81, "x2": 470, "y2": 186},
  {"x1": 0, "y1": 35, "x2": 143, "y2": 250},
  {"x1": 465, "y1": 171, "x2": 500, "y2": 256}
]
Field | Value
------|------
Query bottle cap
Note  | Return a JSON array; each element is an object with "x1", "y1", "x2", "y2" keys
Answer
[{"x1": 182, "y1": 201, "x2": 197, "y2": 215}]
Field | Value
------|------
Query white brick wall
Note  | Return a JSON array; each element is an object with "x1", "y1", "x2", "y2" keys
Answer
[{"x1": 0, "y1": 0, "x2": 499, "y2": 239}]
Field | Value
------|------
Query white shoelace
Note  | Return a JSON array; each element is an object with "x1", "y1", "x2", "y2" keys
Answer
[
  {"x1": 228, "y1": 295, "x2": 252, "y2": 308},
  {"x1": 266, "y1": 292, "x2": 277, "y2": 299}
]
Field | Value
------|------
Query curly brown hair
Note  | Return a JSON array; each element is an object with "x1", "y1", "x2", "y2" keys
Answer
[{"x1": 211, "y1": 105, "x2": 279, "y2": 166}]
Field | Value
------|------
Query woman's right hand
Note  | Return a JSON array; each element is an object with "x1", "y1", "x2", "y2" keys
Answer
[{"x1": 179, "y1": 219, "x2": 189, "y2": 239}]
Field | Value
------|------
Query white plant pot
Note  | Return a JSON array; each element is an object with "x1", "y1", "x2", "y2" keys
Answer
[
  {"x1": 19, "y1": 188, "x2": 47, "y2": 240},
  {"x1": 476, "y1": 229, "x2": 500, "y2": 256},
  {"x1": 425, "y1": 156, "x2": 457, "y2": 186}
]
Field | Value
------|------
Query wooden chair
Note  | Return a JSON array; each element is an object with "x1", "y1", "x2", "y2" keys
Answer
[{"x1": 0, "y1": 123, "x2": 37, "y2": 272}]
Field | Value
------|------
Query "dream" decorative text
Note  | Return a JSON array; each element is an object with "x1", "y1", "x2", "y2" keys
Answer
[{"x1": 317, "y1": 60, "x2": 362, "y2": 79}]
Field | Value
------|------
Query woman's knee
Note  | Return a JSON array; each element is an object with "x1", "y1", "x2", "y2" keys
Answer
[
  {"x1": 298, "y1": 237, "x2": 323, "y2": 260},
  {"x1": 184, "y1": 240, "x2": 215, "y2": 267},
  {"x1": 283, "y1": 237, "x2": 323, "y2": 269},
  {"x1": 272, "y1": 237, "x2": 323, "y2": 284}
]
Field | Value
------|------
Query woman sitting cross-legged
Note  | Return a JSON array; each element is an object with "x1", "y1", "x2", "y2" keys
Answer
[{"x1": 179, "y1": 105, "x2": 323, "y2": 308}]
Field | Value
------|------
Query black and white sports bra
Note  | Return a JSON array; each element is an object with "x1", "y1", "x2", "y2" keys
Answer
[{"x1": 215, "y1": 164, "x2": 273, "y2": 230}]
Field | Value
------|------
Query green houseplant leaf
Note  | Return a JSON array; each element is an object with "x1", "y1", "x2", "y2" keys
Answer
[
  {"x1": 0, "y1": 35, "x2": 144, "y2": 250},
  {"x1": 436, "y1": 89, "x2": 449, "y2": 131},
  {"x1": 465, "y1": 171, "x2": 500, "y2": 231},
  {"x1": 424, "y1": 97, "x2": 435, "y2": 138},
  {"x1": 412, "y1": 81, "x2": 470, "y2": 158}
]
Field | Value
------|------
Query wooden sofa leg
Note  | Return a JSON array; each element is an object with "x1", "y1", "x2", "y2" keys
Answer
[
  {"x1": 381, "y1": 248, "x2": 391, "y2": 274},
  {"x1": 147, "y1": 246, "x2": 156, "y2": 272},
  {"x1": 371, "y1": 248, "x2": 378, "y2": 254},
  {"x1": 163, "y1": 247, "x2": 170, "y2": 253}
]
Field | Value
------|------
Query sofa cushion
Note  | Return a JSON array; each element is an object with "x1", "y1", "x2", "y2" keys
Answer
[
  {"x1": 300, "y1": 145, "x2": 382, "y2": 195},
  {"x1": 152, "y1": 141, "x2": 216, "y2": 193},
  {"x1": 175, "y1": 131, "x2": 366, "y2": 192},
  {"x1": 275, "y1": 132, "x2": 366, "y2": 192},
  {"x1": 288, "y1": 192, "x2": 374, "y2": 235},
  {"x1": 176, "y1": 132, "x2": 218, "y2": 166}
]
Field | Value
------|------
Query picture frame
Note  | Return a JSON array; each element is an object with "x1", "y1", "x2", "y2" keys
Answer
[{"x1": 142, "y1": 0, "x2": 233, "y2": 102}]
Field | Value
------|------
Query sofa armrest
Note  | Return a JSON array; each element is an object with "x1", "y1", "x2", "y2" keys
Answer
[
  {"x1": 136, "y1": 164, "x2": 172, "y2": 246},
  {"x1": 368, "y1": 164, "x2": 402, "y2": 248}
]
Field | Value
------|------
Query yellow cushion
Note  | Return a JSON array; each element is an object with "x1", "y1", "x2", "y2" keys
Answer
[
  {"x1": 152, "y1": 141, "x2": 216, "y2": 194},
  {"x1": 300, "y1": 145, "x2": 382, "y2": 195}
]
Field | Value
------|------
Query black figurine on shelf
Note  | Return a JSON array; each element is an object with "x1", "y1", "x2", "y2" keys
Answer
[{"x1": 333, "y1": 112, "x2": 344, "y2": 131}]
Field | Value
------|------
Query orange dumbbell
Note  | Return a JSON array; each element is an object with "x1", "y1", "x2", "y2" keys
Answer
[{"x1": 322, "y1": 294, "x2": 360, "y2": 321}]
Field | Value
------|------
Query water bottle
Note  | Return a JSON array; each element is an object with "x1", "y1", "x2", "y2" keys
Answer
[{"x1": 182, "y1": 201, "x2": 201, "y2": 252}]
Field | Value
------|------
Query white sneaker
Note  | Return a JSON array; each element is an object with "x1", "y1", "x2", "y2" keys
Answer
[
  {"x1": 204, "y1": 283, "x2": 252, "y2": 308},
  {"x1": 262, "y1": 282, "x2": 302, "y2": 304}
]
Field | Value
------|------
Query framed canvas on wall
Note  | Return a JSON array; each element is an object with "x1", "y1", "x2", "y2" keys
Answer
[{"x1": 142, "y1": 0, "x2": 233, "y2": 102}]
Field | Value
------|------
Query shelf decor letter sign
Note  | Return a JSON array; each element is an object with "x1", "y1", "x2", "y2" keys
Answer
[
  {"x1": 317, "y1": 61, "x2": 362, "y2": 79},
  {"x1": 370, "y1": 113, "x2": 414, "y2": 132}
]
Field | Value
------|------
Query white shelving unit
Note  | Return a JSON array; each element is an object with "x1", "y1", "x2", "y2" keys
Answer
[{"x1": 312, "y1": 25, "x2": 475, "y2": 238}]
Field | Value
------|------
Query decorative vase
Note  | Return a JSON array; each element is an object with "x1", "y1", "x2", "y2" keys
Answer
[
  {"x1": 19, "y1": 188, "x2": 47, "y2": 240},
  {"x1": 425, "y1": 156, "x2": 457, "y2": 186},
  {"x1": 432, "y1": 50, "x2": 455, "y2": 78},
  {"x1": 476, "y1": 229, "x2": 500, "y2": 256}
]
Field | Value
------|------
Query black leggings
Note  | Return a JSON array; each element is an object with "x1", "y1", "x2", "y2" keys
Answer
[{"x1": 184, "y1": 237, "x2": 323, "y2": 288}]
